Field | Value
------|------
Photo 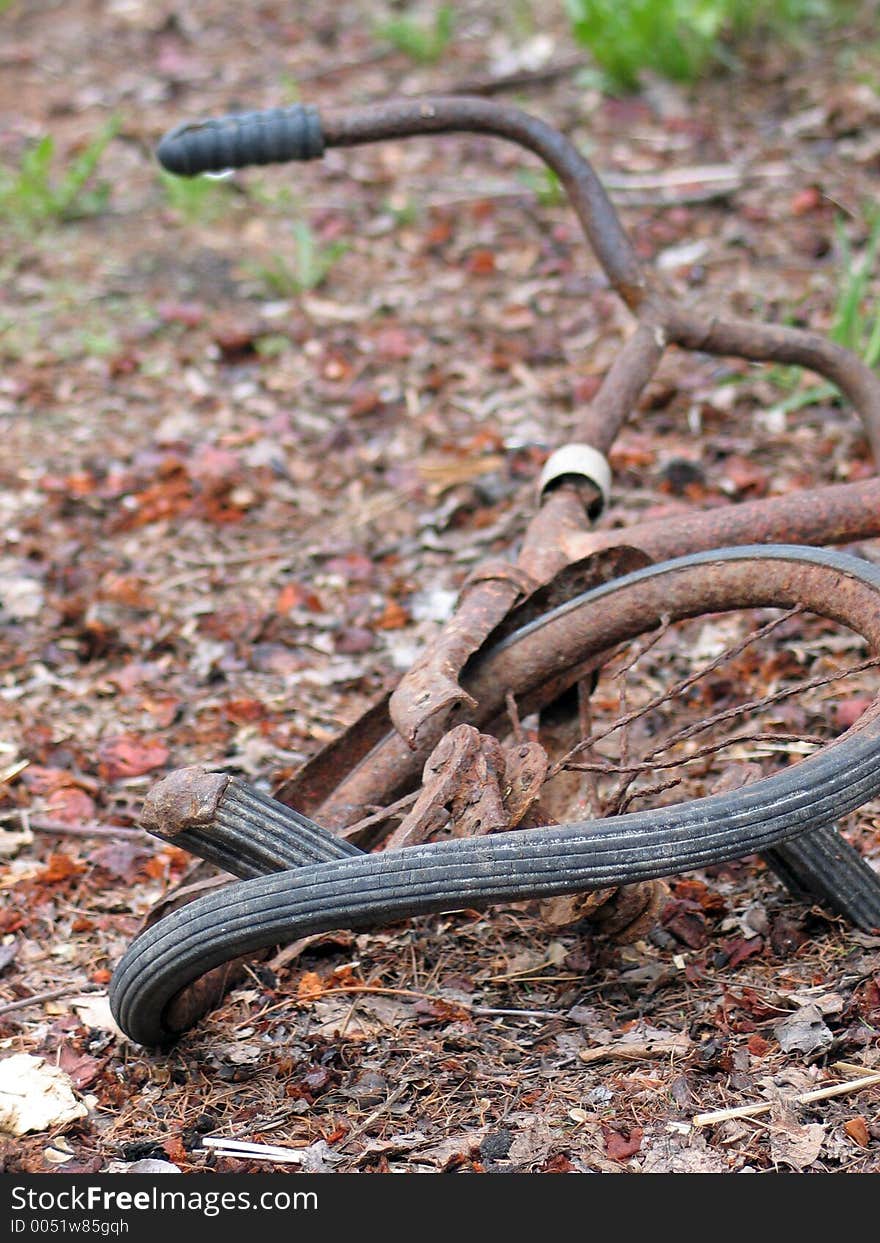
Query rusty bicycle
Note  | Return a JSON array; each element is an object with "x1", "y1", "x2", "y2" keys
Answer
[{"x1": 110, "y1": 97, "x2": 880, "y2": 1046}]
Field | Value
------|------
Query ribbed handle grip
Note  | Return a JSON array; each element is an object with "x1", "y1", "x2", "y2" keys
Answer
[{"x1": 156, "y1": 105, "x2": 325, "y2": 175}]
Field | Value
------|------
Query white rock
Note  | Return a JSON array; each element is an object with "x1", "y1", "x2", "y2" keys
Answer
[
  {"x1": 0, "y1": 573, "x2": 44, "y2": 621},
  {"x1": 105, "y1": 1160, "x2": 181, "y2": 1174}
]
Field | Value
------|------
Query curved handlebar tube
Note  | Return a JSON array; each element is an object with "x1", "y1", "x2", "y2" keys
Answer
[{"x1": 156, "y1": 95, "x2": 880, "y2": 461}]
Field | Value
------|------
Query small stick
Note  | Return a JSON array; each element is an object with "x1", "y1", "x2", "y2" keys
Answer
[
  {"x1": 505, "y1": 691, "x2": 524, "y2": 745},
  {"x1": 693, "y1": 1072, "x2": 880, "y2": 1127},
  {"x1": 340, "y1": 1083, "x2": 408, "y2": 1151},
  {"x1": 200, "y1": 1137, "x2": 305, "y2": 1164},
  {"x1": 0, "y1": 985, "x2": 102, "y2": 1017},
  {"x1": 832, "y1": 1060, "x2": 880, "y2": 1078},
  {"x1": 552, "y1": 606, "x2": 804, "y2": 773},
  {"x1": 26, "y1": 817, "x2": 149, "y2": 842},
  {"x1": 579, "y1": 1040, "x2": 688, "y2": 1065},
  {"x1": 471, "y1": 1006, "x2": 561, "y2": 1019},
  {"x1": 339, "y1": 791, "x2": 420, "y2": 839},
  {"x1": 448, "y1": 53, "x2": 590, "y2": 96},
  {"x1": 0, "y1": 760, "x2": 29, "y2": 784},
  {"x1": 239, "y1": 983, "x2": 576, "y2": 1032}
]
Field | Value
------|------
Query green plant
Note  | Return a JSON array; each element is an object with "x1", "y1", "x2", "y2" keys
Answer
[
  {"x1": 772, "y1": 212, "x2": 880, "y2": 415},
  {"x1": 375, "y1": 4, "x2": 455, "y2": 64},
  {"x1": 159, "y1": 169, "x2": 235, "y2": 225},
  {"x1": 279, "y1": 73, "x2": 301, "y2": 105},
  {"x1": 254, "y1": 333, "x2": 293, "y2": 358},
  {"x1": 519, "y1": 167, "x2": 565, "y2": 207},
  {"x1": 504, "y1": 0, "x2": 539, "y2": 41},
  {"x1": 0, "y1": 117, "x2": 119, "y2": 228},
  {"x1": 829, "y1": 214, "x2": 880, "y2": 364},
  {"x1": 384, "y1": 194, "x2": 421, "y2": 227},
  {"x1": 245, "y1": 221, "x2": 348, "y2": 296},
  {"x1": 565, "y1": 0, "x2": 834, "y2": 92}
]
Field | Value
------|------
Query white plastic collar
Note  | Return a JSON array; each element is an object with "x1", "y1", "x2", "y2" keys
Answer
[{"x1": 538, "y1": 443, "x2": 612, "y2": 513}]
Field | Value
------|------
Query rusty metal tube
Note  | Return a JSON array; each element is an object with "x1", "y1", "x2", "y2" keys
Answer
[
  {"x1": 565, "y1": 476, "x2": 880, "y2": 564},
  {"x1": 322, "y1": 96, "x2": 647, "y2": 310},
  {"x1": 658, "y1": 302, "x2": 880, "y2": 466}
]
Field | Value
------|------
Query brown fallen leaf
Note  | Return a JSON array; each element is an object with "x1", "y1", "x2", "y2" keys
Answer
[
  {"x1": 275, "y1": 581, "x2": 322, "y2": 613},
  {"x1": 374, "y1": 599, "x2": 410, "y2": 630},
  {"x1": 844, "y1": 1116, "x2": 870, "y2": 1147},
  {"x1": 45, "y1": 786, "x2": 96, "y2": 826},
  {"x1": 774, "y1": 1004, "x2": 834, "y2": 1056},
  {"x1": 296, "y1": 971, "x2": 325, "y2": 1003},
  {"x1": 97, "y1": 736, "x2": 169, "y2": 782},
  {"x1": 86, "y1": 841, "x2": 154, "y2": 881},
  {"x1": 580, "y1": 1029, "x2": 690, "y2": 1065},
  {"x1": 747, "y1": 1033, "x2": 773, "y2": 1058},
  {"x1": 21, "y1": 767, "x2": 79, "y2": 795},
  {"x1": 724, "y1": 935, "x2": 764, "y2": 968},
  {"x1": 835, "y1": 697, "x2": 874, "y2": 730},
  {"x1": 603, "y1": 1125, "x2": 643, "y2": 1162},
  {"x1": 57, "y1": 1047, "x2": 103, "y2": 1091},
  {"x1": 39, "y1": 853, "x2": 85, "y2": 884},
  {"x1": 769, "y1": 1117, "x2": 825, "y2": 1170}
]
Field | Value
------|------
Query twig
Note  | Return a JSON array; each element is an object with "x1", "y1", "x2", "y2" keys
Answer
[
  {"x1": 617, "y1": 773, "x2": 687, "y2": 815},
  {"x1": 339, "y1": 791, "x2": 420, "y2": 838},
  {"x1": 579, "y1": 1040, "x2": 689, "y2": 1065},
  {"x1": 550, "y1": 605, "x2": 804, "y2": 775},
  {"x1": 471, "y1": 1006, "x2": 561, "y2": 1018},
  {"x1": 505, "y1": 690, "x2": 524, "y2": 745},
  {"x1": 642, "y1": 654, "x2": 880, "y2": 761},
  {"x1": 298, "y1": 47, "x2": 394, "y2": 83},
  {"x1": 446, "y1": 53, "x2": 590, "y2": 96},
  {"x1": 601, "y1": 165, "x2": 744, "y2": 192},
  {"x1": 239, "y1": 983, "x2": 573, "y2": 1033},
  {"x1": 693, "y1": 1072, "x2": 880, "y2": 1127},
  {"x1": 340, "y1": 1083, "x2": 408, "y2": 1150},
  {"x1": 833, "y1": 1060, "x2": 880, "y2": 1078},
  {"x1": 0, "y1": 759, "x2": 28, "y2": 784},
  {"x1": 26, "y1": 816, "x2": 148, "y2": 842},
  {"x1": 234, "y1": 982, "x2": 471, "y2": 1029},
  {"x1": 200, "y1": 1137, "x2": 306, "y2": 1164},
  {"x1": 0, "y1": 984, "x2": 102, "y2": 1017},
  {"x1": 576, "y1": 677, "x2": 603, "y2": 818},
  {"x1": 564, "y1": 731, "x2": 825, "y2": 775}
]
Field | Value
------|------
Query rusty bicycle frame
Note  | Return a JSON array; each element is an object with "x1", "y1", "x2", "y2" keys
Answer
[
  {"x1": 247, "y1": 98, "x2": 880, "y2": 820},
  {"x1": 115, "y1": 96, "x2": 880, "y2": 1040}
]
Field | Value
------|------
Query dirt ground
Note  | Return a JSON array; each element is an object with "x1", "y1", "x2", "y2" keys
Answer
[{"x1": 2, "y1": 0, "x2": 880, "y2": 1173}]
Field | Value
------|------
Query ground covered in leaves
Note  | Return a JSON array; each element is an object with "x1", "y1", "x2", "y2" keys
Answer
[{"x1": 2, "y1": 0, "x2": 880, "y2": 1174}]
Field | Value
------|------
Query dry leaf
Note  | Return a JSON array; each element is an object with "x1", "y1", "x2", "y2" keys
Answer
[
  {"x1": 0, "y1": 1054, "x2": 88, "y2": 1136},
  {"x1": 774, "y1": 1005, "x2": 834, "y2": 1055},
  {"x1": 297, "y1": 971, "x2": 325, "y2": 1002},
  {"x1": 98, "y1": 735, "x2": 169, "y2": 782},
  {"x1": 603, "y1": 1125, "x2": 644, "y2": 1161},
  {"x1": 769, "y1": 1119, "x2": 825, "y2": 1170},
  {"x1": 844, "y1": 1117, "x2": 870, "y2": 1147}
]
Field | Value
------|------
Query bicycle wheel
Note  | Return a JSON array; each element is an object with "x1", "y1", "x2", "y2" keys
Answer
[{"x1": 110, "y1": 545, "x2": 880, "y2": 1045}]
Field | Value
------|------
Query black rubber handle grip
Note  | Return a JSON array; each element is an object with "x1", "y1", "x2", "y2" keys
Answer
[{"x1": 156, "y1": 105, "x2": 325, "y2": 175}]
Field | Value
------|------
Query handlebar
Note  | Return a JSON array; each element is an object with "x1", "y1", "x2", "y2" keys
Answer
[
  {"x1": 156, "y1": 104, "x2": 325, "y2": 176},
  {"x1": 154, "y1": 94, "x2": 880, "y2": 465}
]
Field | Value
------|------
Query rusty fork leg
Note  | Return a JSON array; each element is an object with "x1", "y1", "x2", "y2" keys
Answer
[{"x1": 389, "y1": 323, "x2": 670, "y2": 748}]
